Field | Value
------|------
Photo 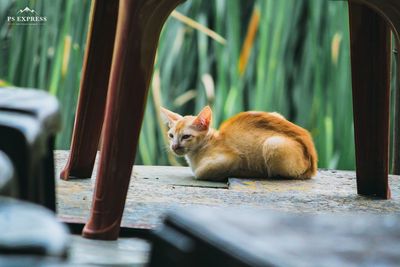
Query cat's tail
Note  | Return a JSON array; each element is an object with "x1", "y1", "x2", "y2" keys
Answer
[{"x1": 298, "y1": 134, "x2": 318, "y2": 178}]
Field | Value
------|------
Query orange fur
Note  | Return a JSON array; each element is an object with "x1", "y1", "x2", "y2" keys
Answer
[{"x1": 161, "y1": 106, "x2": 318, "y2": 181}]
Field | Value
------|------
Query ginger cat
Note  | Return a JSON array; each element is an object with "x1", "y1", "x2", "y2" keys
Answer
[{"x1": 161, "y1": 106, "x2": 317, "y2": 181}]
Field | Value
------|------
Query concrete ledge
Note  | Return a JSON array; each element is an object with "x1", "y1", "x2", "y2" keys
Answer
[{"x1": 55, "y1": 151, "x2": 400, "y2": 229}]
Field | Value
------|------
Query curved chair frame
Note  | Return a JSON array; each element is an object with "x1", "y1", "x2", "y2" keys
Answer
[{"x1": 60, "y1": 0, "x2": 400, "y2": 239}]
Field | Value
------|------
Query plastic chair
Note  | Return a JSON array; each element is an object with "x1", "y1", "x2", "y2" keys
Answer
[
  {"x1": 0, "y1": 88, "x2": 61, "y2": 211},
  {"x1": 60, "y1": 0, "x2": 400, "y2": 239},
  {"x1": 149, "y1": 207, "x2": 400, "y2": 266},
  {"x1": 0, "y1": 121, "x2": 68, "y2": 264},
  {"x1": 0, "y1": 198, "x2": 70, "y2": 263},
  {"x1": 0, "y1": 151, "x2": 17, "y2": 198}
]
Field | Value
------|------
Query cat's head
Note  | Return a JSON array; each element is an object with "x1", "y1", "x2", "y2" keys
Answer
[{"x1": 161, "y1": 106, "x2": 212, "y2": 156}]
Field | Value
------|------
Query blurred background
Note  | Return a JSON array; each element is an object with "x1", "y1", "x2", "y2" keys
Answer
[{"x1": 0, "y1": 0, "x2": 397, "y2": 169}]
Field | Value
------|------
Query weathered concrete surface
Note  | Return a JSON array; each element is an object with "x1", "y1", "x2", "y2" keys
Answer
[
  {"x1": 68, "y1": 235, "x2": 149, "y2": 266},
  {"x1": 55, "y1": 151, "x2": 400, "y2": 229}
]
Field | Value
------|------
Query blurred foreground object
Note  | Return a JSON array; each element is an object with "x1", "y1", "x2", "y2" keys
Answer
[
  {"x1": 0, "y1": 88, "x2": 61, "y2": 210},
  {"x1": 150, "y1": 207, "x2": 400, "y2": 267},
  {"x1": 0, "y1": 149, "x2": 70, "y2": 266},
  {"x1": 0, "y1": 151, "x2": 17, "y2": 197}
]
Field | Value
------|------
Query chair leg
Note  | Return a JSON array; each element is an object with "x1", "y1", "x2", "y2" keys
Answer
[
  {"x1": 348, "y1": 2, "x2": 391, "y2": 199},
  {"x1": 43, "y1": 136, "x2": 56, "y2": 212},
  {"x1": 60, "y1": 0, "x2": 119, "y2": 180},
  {"x1": 393, "y1": 45, "x2": 400, "y2": 174},
  {"x1": 82, "y1": 0, "x2": 183, "y2": 240}
]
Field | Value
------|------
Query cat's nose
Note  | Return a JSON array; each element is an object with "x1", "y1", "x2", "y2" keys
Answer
[{"x1": 172, "y1": 144, "x2": 181, "y2": 150}]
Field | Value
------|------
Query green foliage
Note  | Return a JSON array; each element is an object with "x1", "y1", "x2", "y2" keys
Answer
[
  {"x1": 1, "y1": 0, "x2": 387, "y2": 170},
  {"x1": 152, "y1": 0, "x2": 355, "y2": 169},
  {"x1": 0, "y1": 0, "x2": 91, "y2": 149}
]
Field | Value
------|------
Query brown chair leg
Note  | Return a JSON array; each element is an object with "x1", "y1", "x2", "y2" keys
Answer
[
  {"x1": 348, "y1": 2, "x2": 391, "y2": 199},
  {"x1": 356, "y1": 1, "x2": 400, "y2": 176},
  {"x1": 82, "y1": 0, "x2": 184, "y2": 240},
  {"x1": 60, "y1": 0, "x2": 119, "y2": 180}
]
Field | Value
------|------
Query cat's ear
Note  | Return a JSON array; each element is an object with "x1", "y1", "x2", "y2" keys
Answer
[
  {"x1": 192, "y1": 106, "x2": 212, "y2": 131},
  {"x1": 160, "y1": 107, "x2": 182, "y2": 128}
]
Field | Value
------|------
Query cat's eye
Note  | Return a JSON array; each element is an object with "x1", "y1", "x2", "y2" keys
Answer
[
  {"x1": 168, "y1": 133, "x2": 174, "y2": 138},
  {"x1": 181, "y1": 134, "x2": 192, "y2": 140}
]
